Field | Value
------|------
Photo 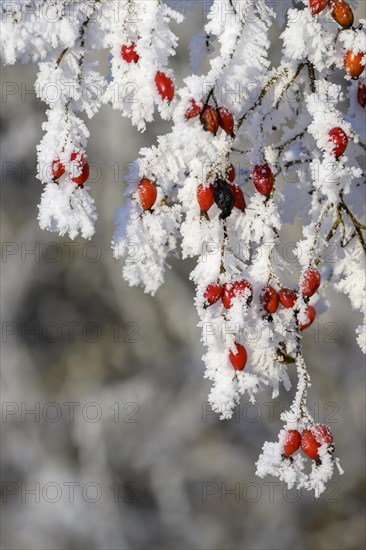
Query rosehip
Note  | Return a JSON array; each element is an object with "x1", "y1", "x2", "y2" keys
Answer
[
  {"x1": 252, "y1": 163, "x2": 274, "y2": 195},
  {"x1": 70, "y1": 152, "x2": 90, "y2": 186},
  {"x1": 52, "y1": 158, "x2": 65, "y2": 180},
  {"x1": 200, "y1": 106, "x2": 219, "y2": 135},
  {"x1": 357, "y1": 81, "x2": 366, "y2": 108},
  {"x1": 230, "y1": 184, "x2": 246, "y2": 212},
  {"x1": 329, "y1": 127, "x2": 348, "y2": 159},
  {"x1": 137, "y1": 177, "x2": 157, "y2": 211},
  {"x1": 213, "y1": 178, "x2": 235, "y2": 219},
  {"x1": 329, "y1": 0, "x2": 354, "y2": 28},
  {"x1": 197, "y1": 183, "x2": 215, "y2": 212},
  {"x1": 299, "y1": 305, "x2": 316, "y2": 330},
  {"x1": 222, "y1": 280, "x2": 253, "y2": 309},
  {"x1": 309, "y1": 0, "x2": 328, "y2": 15},
  {"x1": 301, "y1": 429, "x2": 320, "y2": 459},
  {"x1": 121, "y1": 43, "x2": 139, "y2": 64},
  {"x1": 260, "y1": 286, "x2": 279, "y2": 314},
  {"x1": 279, "y1": 288, "x2": 298, "y2": 309},
  {"x1": 312, "y1": 424, "x2": 333, "y2": 445},
  {"x1": 226, "y1": 164, "x2": 236, "y2": 183},
  {"x1": 300, "y1": 267, "x2": 321, "y2": 297},
  {"x1": 155, "y1": 72, "x2": 175, "y2": 102},
  {"x1": 345, "y1": 51, "x2": 365, "y2": 79},
  {"x1": 229, "y1": 342, "x2": 247, "y2": 371},
  {"x1": 185, "y1": 99, "x2": 202, "y2": 120},
  {"x1": 204, "y1": 283, "x2": 223, "y2": 306},
  {"x1": 217, "y1": 107, "x2": 234, "y2": 136},
  {"x1": 283, "y1": 430, "x2": 301, "y2": 456}
]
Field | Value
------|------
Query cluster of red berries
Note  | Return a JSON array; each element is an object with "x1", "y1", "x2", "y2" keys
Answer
[
  {"x1": 52, "y1": 151, "x2": 90, "y2": 186},
  {"x1": 185, "y1": 100, "x2": 235, "y2": 137},
  {"x1": 258, "y1": 266, "x2": 320, "y2": 330},
  {"x1": 196, "y1": 162, "x2": 275, "y2": 221},
  {"x1": 283, "y1": 424, "x2": 333, "y2": 460},
  {"x1": 204, "y1": 279, "x2": 253, "y2": 311},
  {"x1": 196, "y1": 123, "x2": 348, "y2": 218},
  {"x1": 203, "y1": 267, "x2": 321, "y2": 372},
  {"x1": 121, "y1": 42, "x2": 175, "y2": 102},
  {"x1": 310, "y1": 0, "x2": 365, "y2": 79},
  {"x1": 203, "y1": 270, "x2": 320, "y2": 320}
]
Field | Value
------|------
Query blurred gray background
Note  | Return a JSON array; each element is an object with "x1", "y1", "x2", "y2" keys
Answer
[{"x1": 1, "y1": 3, "x2": 365, "y2": 549}]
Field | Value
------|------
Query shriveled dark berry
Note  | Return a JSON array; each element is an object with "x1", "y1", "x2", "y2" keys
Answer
[{"x1": 213, "y1": 178, "x2": 235, "y2": 220}]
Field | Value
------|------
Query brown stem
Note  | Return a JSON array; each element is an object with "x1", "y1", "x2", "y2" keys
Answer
[
  {"x1": 276, "y1": 348, "x2": 296, "y2": 364},
  {"x1": 339, "y1": 191, "x2": 366, "y2": 252},
  {"x1": 55, "y1": 48, "x2": 69, "y2": 67}
]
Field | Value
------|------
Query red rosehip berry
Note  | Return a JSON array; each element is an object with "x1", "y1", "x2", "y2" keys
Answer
[
  {"x1": 70, "y1": 152, "x2": 90, "y2": 186},
  {"x1": 300, "y1": 267, "x2": 321, "y2": 297},
  {"x1": 200, "y1": 105, "x2": 219, "y2": 135},
  {"x1": 137, "y1": 177, "x2": 157, "y2": 211},
  {"x1": 345, "y1": 51, "x2": 365, "y2": 79},
  {"x1": 283, "y1": 429, "x2": 301, "y2": 457},
  {"x1": 329, "y1": 0, "x2": 354, "y2": 28},
  {"x1": 226, "y1": 164, "x2": 236, "y2": 183},
  {"x1": 121, "y1": 42, "x2": 139, "y2": 64},
  {"x1": 229, "y1": 342, "x2": 247, "y2": 371},
  {"x1": 222, "y1": 280, "x2": 253, "y2": 309},
  {"x1": 260, "y1": 286, "x2": 279, "y2": 314},
  {"x1": 309, "y1": 0, "x2": 328, "y2": 15},
  {"x1": 155, "y1": 72, "x2": 175, "y2": 102},
  {"x1": 357, "y1": 81, "x2": 366, "y2": 108},
  {"x1": 299, "y1": 305, "x2": 316, "y2": 330},
  {"x1": 204, "y1": 283, "x2": 223, "y2": 306},
  {"x1": 328, "y1": 127, "x2": 349, "y2": 159},
  {"x1": 301, "y1": 429, "x2": 320, "y2": 459},
  {"x1": 197, "y1": 183, "x2": 215, "y2": 212},
  {"x1": 185, "y1": 99, "x2": 203, "y2": 120},
  {"x1": 217, "y1": 107, "x2": 235, "y2": 136},
  {"x1": 252, "y1": 163, "x2": 274, "y2": 195},
  {"x1": 311, "y1": 424, "x2": 333, "y2": 445},
  {"x1": 279, "y1": 288, "x2": 298, "y2": 309},
  {"x1": 230, "y1": 184, "x2": 246, "y2": 212},
  {"x1": 52, "y1": 158, "x2": 65, "y2": 180}
]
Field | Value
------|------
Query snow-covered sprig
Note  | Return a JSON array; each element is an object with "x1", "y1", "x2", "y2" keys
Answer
[
  {"x1": 36, "y1": 0, "x2": 104, "y2": 239},
  {"x1": 103, "y1": 0, "x2": 184, "y2": 131},
  {"x1": 256, "y1": 355, "x2": 343, "y2": 498}
]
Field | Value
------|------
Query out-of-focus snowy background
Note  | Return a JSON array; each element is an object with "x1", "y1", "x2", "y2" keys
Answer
[{"x1": 1, "y1": 3, "x2": 365, "y2": 549}]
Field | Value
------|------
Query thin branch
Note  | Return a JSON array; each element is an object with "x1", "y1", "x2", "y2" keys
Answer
[
  {"x1": 339, "y1": 191, "x2": 366, "y2": 252},
  {"x1": 235, "y1": 68, "x2": 288, "y2": 132},
  {"x1": 325, "y1": 205, "x2": 343, "y2": 242},
  {"x1": 309, "y1": 202, "x2": 334, "y2": 264},
  {"x1": 283, "y1": 158, "x2": 312, "y2": 169},
  {"x1": 307, "y1": 62, "x2": 316, "y2": 93},
  {"x1": 275, "y1": 62, "x2": 305, "y2": 109},
  {"x1": 55, "y1": 48, "x2": 69, "y2": 67}
]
